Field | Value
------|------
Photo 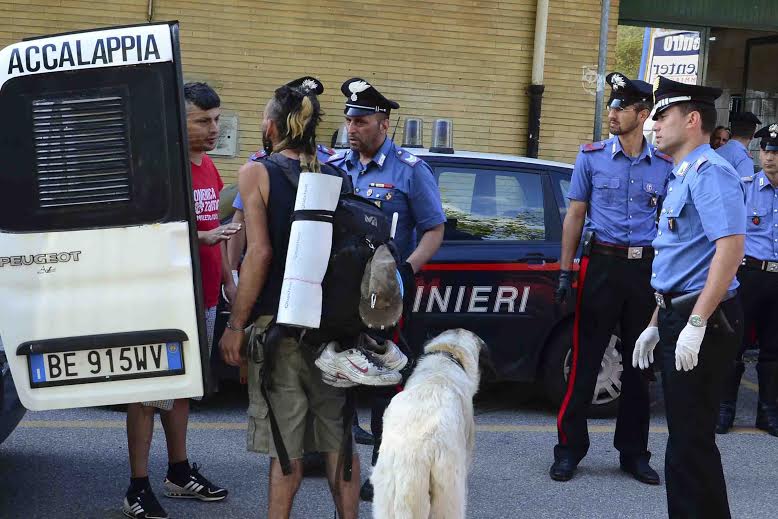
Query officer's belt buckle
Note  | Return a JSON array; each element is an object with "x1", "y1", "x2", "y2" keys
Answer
[
  {"x1": 654, "y1": 292, "x2": 667, "y2": 309},
  {"x1": 766, "y1": 261, "x2": 778, "y2": 273},
  {"x1": 628, "y1": 246, "x2": 643, "y2": 260}
]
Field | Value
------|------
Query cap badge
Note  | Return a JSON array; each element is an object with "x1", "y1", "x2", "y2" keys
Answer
[
  {"x1": 348, "y1": 80, "x2": 370, "y2": 101},
  {"x1": 301, "y1": 79, "x2": 318, "y2": 92},
  {"x1": 653, "y1": 76, "x2": 661, "y2": 93},
  {"x1": 770, "y1": 124, "x2": 778, "y2": 138},
  {"x1": 611, "y1": 74, "x2": 625, "y2": 90}
]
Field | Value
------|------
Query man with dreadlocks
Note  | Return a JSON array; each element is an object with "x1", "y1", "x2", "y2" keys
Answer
[{"x1": 219, "y1": 77, "x2": 359, "y2": 519}]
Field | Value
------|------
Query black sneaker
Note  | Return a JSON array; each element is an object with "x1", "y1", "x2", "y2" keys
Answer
[
  {"x1": 360, "y1": 478, "x2": 374, "y2": 502},
  {"x1": 123, "y1": 488, "x2": 169, "y2": 519},
  {"x1": 163, "y1": 463, "x2": 228, "y2": 502}
]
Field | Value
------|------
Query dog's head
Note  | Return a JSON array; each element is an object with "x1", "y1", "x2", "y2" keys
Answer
[{"x1": 423, "y1": 328, "x2": 485, "y2": 386}]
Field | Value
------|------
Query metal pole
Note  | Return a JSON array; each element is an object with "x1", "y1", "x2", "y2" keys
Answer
[
  {"x1": 592, "y1": 0, "x2": 611, "y2": 142},
  {"x1": 527, "y1": 0, "x2": 550, "y2": 158}
]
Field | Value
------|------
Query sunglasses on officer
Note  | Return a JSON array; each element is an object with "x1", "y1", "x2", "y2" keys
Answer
[{"x1": 608, "y1": 98, "x2": 639, "y2": 112}]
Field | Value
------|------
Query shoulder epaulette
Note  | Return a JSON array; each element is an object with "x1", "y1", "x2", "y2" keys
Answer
[
  {"x1": 396, "y1": 148, "x2": 421, "y2": 167},
  {"x1": 327, "y1": 151, "x2": 345, "y2": 163},
  {"x1": 655, "y1": 150, "x2": 673, "y2": 163},
  {"x1": 317, "y1": 144, "x2": 335, "y2": 156},
  {"x1": 580, "y1": 141, "x2": 607, "y2": 153},
  {"x1": 693, "y1": 156, "x2": 709, "y2": 172},
  {"x1": 248, "y1": 149, "x2": 267, "y2": 162}
]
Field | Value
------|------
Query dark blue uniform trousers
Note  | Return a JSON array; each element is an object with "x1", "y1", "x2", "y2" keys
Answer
[
  {"x1": 658, "y1": 297, "x2": 742, "y2": 519},
  {"x1": 555, "y1": 252, "x2": 654, "y2": 463}
]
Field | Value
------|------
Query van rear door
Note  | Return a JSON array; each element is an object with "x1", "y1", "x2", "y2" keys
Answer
[{"x1": 0, "y1": 22, "x2": 206, "y2": 410}]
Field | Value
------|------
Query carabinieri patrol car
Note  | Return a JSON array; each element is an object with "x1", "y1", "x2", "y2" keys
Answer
[{"x1": 217, "y1": 121, "x2": 623, "y2": 417}]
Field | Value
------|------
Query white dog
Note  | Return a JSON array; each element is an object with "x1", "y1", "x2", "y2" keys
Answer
[{"x1": 372, "y1": 328, "x2": 484, "y2": 519}]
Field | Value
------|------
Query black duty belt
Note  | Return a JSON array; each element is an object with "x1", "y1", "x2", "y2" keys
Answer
[
  {"x1": 741, "y1": 256, "x2": 778, "y2": 273},
  {"x1": 653, "y1": 292, "x2": 692, "y2": 311},
  {"x1": 654, "y1": 290, "x2": 736, "y2": 311},
  {"x1": 591, "y1": 241, "x2": 653, "y2": 260}
]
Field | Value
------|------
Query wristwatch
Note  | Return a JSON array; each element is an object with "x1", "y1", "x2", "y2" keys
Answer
[{"x1": 688, "y1": 314, "x2": 706, "y2": 327}]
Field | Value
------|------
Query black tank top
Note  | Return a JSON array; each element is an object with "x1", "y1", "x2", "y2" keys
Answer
[{"x1": 251, "y1": 154, "x2": 349, "y2": 319}]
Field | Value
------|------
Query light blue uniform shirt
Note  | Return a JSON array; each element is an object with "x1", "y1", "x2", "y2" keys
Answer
[
  {"x1": 743, "y1": 170, "x2": 778, "y2": 260},
  {"x1": 716, "y1": 139, "x2": 755, "y2": 178},
  {"x1": 232, "y1": 145, "x2": 336, "y2": 211},
  {"x1": 651, "y1": 144, "x2": 746, "y2": 293},
  {"x1": 567, "y1": 136, "x2": 674, "y2": 246},
  {"x1": 328, "y1": 137, "x2": 446, "y2": 261}
]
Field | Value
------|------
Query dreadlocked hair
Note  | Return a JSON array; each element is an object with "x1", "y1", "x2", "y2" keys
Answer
[{"x1": 266, "y1": 85, "x2": 323, "y2": 172}]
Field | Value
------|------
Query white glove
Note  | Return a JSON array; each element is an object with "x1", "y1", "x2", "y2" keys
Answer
[
  {"x1": 675, "y1": 323, "x2": 706, "y2": 372},
  {"x1": 632, "y1": 326, "x2": 660, "y2": 370}
]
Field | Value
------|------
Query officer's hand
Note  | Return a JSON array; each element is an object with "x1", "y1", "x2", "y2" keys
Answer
[
  {"x1": 220, "y1": 327, "x2": 245, "y2": 367},
  {"x1": 675, "y1": 323, "x2": 706, "y2": 372},
  {"x1": 555, "y1": 270, "x2": 572, "y2": 304},
  {"x1": 632, "y1": 326, "x2": 660, "y2": 370}
]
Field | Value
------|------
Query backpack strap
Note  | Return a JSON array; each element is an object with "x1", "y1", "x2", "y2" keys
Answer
[
  {"x1": 321, "y1": 162, "x2": 354, "y2": 193},
  {"x1": 338, "y1": 388, "x2": 356, "y2": 481},
  {"x1": 259, "y1": 319, "x2": 294, "y2": 476}
]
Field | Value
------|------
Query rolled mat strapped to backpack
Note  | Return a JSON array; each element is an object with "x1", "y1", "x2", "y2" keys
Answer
[{"x1": 276, "y1": 171, "x2": 343, "y2": 328}]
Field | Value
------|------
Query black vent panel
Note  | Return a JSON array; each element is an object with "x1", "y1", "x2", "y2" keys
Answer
[{"x1": 32, "y1": 96, "x2": 132, "y2": 209}]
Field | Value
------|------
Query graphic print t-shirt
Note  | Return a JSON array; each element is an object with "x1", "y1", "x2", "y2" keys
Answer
[{"x1": 191, "y1": 154, "x2": 224, "y2": 309}]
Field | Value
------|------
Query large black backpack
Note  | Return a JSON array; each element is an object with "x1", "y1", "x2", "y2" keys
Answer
[{"x1": 302, "y1": 193, "x2": 392, "y2": 346}]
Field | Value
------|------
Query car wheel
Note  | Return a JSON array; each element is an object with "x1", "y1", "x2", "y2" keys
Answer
[{"x1": 542, "y1": 326, "x2": 622, "y2": 418}]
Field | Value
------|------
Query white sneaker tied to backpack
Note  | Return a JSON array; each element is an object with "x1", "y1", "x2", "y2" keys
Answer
[{"x1": 315, "y1": 336, "x2": 407, "y2": 387}]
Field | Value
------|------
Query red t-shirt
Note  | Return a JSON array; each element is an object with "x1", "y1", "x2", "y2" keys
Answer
[{"x1": 191, "y1": 154, "x2": 224, "y2": 309}]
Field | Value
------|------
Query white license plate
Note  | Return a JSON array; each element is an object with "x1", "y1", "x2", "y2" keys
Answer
[{"x1": 28, "y1": 342, "x2": 184, "y2": 387}]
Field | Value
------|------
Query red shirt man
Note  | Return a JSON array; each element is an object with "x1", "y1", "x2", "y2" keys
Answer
[
  {"x1": 122, "y1": 82, "x2": 239, "y2": 519},
  {"x1": 192, "y1": 154, "x2": 225, "y2": 309}
]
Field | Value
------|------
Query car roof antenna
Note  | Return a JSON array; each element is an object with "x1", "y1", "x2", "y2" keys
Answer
[{"x1": 391, "y1": 115, "x2": 401, "y2": 142}]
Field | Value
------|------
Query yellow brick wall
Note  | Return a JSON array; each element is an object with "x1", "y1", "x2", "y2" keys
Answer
[
  {"x1": 541, "y1": 0, "x2": 621, "y2": 163},
  {"x1": 0, "y1": 0, "x2": 619, "y2": 180}
]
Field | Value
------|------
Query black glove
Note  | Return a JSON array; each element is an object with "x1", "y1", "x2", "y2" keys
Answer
[
  {"x1": 398, "y1": 261, "x2": 415, "y2": 301},
  {"x1": 555, "y1": 270, "x2": 572, "y2": 304}
]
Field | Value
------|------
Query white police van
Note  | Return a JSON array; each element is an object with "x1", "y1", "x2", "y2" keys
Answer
[{"x1": 0, "y1": 23, "x2": 208, "y2": 443}]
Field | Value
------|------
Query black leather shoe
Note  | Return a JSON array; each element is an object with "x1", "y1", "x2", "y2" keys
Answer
[
  {"x1": 716, "y1": 403, "x2": 736, "y2": 434},
  {"x1": 620, "y1": 456, "x2": 660, "y2": 485},
  {"x1": 360, "y1": 478, "x2": 374, "y2": 502},
  {"x1": 353, "y1": 424, "x2": 375, "y2": 445},
  {"x1": 549, "y1": 458, "x2": 577, "y2": 481},
  {"x1": 756, "y1": 402, "x2": 778, "y2": 437}
]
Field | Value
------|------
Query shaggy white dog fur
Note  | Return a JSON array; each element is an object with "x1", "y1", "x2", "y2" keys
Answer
[{"x1": 371, "y1": 328, "x2": 484, "y2": 519}]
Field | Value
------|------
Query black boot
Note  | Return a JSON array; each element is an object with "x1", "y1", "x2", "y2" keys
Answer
[
  {"x1": 716, "y1": 361, "x2": 745, "y2": 434},
  {"x1": 756, "y1": 361, "x2": 778, "y2": 437}
]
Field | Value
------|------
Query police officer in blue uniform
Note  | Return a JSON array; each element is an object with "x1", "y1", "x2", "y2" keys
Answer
[
  {"x1": 633, "y1": 76, "x2": 746, "y2": 518},
  {"x1": 328, "y1": 78, "x2": 446, "y2": 501},
  {"x1": 717, "y1": 123, "x2": 778, "y2": 436},
  {"x1": 716, "y1": 111, "x2": 761, "y2": 177},
  {"x1": 551, "y1": 72, "x2": 672, "y2": 484}
]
